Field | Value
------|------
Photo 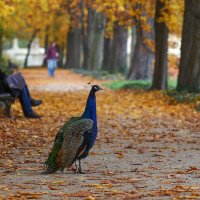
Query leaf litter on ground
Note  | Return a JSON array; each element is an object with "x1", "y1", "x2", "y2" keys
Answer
[{"x1": 0, "y1": 69, "x2": 200, "y2": 199}]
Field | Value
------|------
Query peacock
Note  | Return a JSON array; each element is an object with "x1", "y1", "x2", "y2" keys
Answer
[{"x1": 42, "y1": 85, "x2": 103, "y2": 174}]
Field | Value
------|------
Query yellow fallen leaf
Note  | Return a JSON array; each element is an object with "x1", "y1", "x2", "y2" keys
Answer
[
  {"x1": 52, "y1": 180, "x2": 65, "y2": 184},
  {"x1": 85, "y1": 196, "x2": 95, "y2": 200}
]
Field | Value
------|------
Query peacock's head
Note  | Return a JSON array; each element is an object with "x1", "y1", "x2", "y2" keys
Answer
[{"x1": 91, "y1": 84, "x2": 103, "y2": 93}]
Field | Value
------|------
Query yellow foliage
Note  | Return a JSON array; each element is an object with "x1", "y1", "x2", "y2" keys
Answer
[
  {"x1": 0, "y1": 0, "x2": 183, "y2": 47},
  {"x1": 156, "y1": 0, "x2": 184, "y2": 35}
]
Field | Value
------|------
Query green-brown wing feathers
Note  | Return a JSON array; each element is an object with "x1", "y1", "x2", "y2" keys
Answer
[
  {"x1": 42, "y1": 118, "x2": 93, "y2": 174},
  {"x1": 44, "y1": 117, "x2": 80, "y2": 168}
]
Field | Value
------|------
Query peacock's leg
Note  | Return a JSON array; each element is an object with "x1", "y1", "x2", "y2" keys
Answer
[
  {"x1": 75, "y1": 160, "x2": 79, "y2": 173},
  {"x1": 78, "y1": 159, "x2": 85, "y2": 174}
]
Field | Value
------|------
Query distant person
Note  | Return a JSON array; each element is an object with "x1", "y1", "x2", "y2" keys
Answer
[
  {"x1": 0, "y1": 68, "x2": 42, "y2": 118},
  {"x1": 46, "y1": 42, "x2": 59, "y2": 77}
]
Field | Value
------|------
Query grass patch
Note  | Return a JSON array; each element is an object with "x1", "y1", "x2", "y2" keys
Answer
[
  {"x1": 104, "y1": 79, "x2": 177, "y2": 90},
  {"x1": 104, "y1": 80, "x2": 151, "y2": 90},
  {"x1": 168, "y1": 79, "x2": 177, "y2": 89}
]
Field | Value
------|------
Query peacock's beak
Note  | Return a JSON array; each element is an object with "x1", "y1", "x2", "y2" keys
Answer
[{"x1": 99, "y1": 87, "x2": 103, "y2": 90}]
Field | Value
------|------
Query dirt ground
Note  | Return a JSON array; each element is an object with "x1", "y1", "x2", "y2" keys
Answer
[{"x1": 0, "y1": 69, "x2": 200, "y2": 199}]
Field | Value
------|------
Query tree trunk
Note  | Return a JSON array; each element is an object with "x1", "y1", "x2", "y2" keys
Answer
[
  {"x1": 129, "y1": 26, "x2": 136, "y2": 67},
  {"x1": 152, "y1": 0, "x2": 169, "y2": 90},
  {"x1": 65, "y1": 0, "x2": 82, "y2": 69},
  {"x1": 89, "y1": 12, "x2": 105, "y2": 70},
  {"x1": 127, "y1": 21, "x2": 154, "y2": 80},
  {"x1": 57, "y1": 43, "x2": 64, "y2": 68},
  {"x1": 24, "y1": 31, "x2": 37, "y2": 68},
  {"x1": 177, "y1": 0, "x2": 200, "y2": 92},
  {"x1": 65, "y1": 28, "x2": 82, "y2": 68},
  {"x1": 102, "y1": 37, "x2": 113, "y2": 72},
  {"x1": 110, "y1": 24, "x2": 128, "y2": 74},
  {"x1": 0, "y1": 29, "x2": 3, "y2": 60},
  {"x1": 81, "y1": 5, "x2": 95, "y2": 69},
  {"x1": 42, "y1": 27, "x2": 49, "y2": 67}
]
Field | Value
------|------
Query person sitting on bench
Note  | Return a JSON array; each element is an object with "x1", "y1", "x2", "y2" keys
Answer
[{"x1": 0, "y1": 69, "x2": 42, "y2": 118}]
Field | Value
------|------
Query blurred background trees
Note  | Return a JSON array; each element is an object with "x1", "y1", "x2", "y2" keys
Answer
[
  {"x1": 177, "y1": 0, "x2": 200, "y2": 92},
  {"x1": 1, "y1": 0, "x2": 199, "y2": 92}
]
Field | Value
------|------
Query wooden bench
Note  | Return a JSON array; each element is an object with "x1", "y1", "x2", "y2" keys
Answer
[{"x1": 0, "y1": 93, "x2": 13, "y2": 117}]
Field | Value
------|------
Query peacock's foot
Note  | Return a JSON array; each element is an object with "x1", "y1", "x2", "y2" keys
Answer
[
  {"x1": 68, "y1": 165, "x2": 76, "y2": 172},
  {"x1": 74, "y1": 160, "x2": 85, "y2": 174},
  {"x1": 74, "y1": 168, "x2": 85, "y2": 174},
  {"x1": 78, "y1": 169, "x2": 85, "y2": 174}
]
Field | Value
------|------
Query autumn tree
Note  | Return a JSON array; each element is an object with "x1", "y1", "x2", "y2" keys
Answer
[
  {"x1": 13, "y1": 0, "x2": 44, "y2": 67},
  {"x1": 127, "y1": 2, "x2": 154, "y2": 80},
  {"x1": 102, "y1": 21, "x2": 113, "y2": 72},
  {"x1": 0, "y1": 0, "x2": 16, "y2": 60},
  {"x1": 151, "y1": 0, "x2": 183, "y2": 90},
  {"x1": 101, "y1": 17, "x2": 114, "y2": 72},
  {"x1": 42, "y1": 26, "x2": 49, "y2": 66},
  {"x1": 109, "y1": 23, "x2": 127, "y2": 73},
  {"x1": 81, "y1": 1, "x2": 95, "y2": 70},
  {"x1": 7, "y1": 0, "x2": 68, "y2": 67},
  {"x1": 0, "y1": 27, "x2": 3, "y2": 60},
  {"x1": 177, "y1": 0, "x2": 200, "y2": 92},
  {"x1": 127, "y1": 0, "x2": 183, "y2": 82},
  {"x1": 0, "y1": 0, "x2": 184, "y2": 74},
  {"x1": 65, "y1": 0, "x2": 82, "y2": 69},
  {"x1": 100, "y1": 1, "x2": 131, "y2": 73},
  {"x1": 127, "y1": 22, "x2": 154, "y2": 80},
  {"x1": 99, "y1": 0, "x2": 155, "y2": 77},
  {"x1": 88, "y1": 11, "x2": 105, "y2": 70},
  {"x1": 152, "y1": 0, "x2": 169, "y2": 90}
]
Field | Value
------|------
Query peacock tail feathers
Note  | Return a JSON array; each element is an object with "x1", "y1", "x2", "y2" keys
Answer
[
  {"x1": 44, "y1": 117, "x2": 81, "y2": 170},
  {"x1": 42, "y1": 118, "x2": 93, "y2": 174}
]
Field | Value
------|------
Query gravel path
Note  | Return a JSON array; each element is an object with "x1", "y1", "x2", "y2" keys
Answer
[{"x1": 0, "y1": 69, "x2": 200, "y2": 199}]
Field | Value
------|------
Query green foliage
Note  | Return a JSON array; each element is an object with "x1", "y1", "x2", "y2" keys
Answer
[
  {"x1": 0, "y1": 55, "x2": 8, "y2": 69},
  {"x1": 166, "y1": 90, "x2": 199, "y2": 103},
  {"x1": 0, "y1": 55, "x2": 18, "y2": 75},
  {"x1": 165, "y1": 89, "x2": 200, "y2": 112},
  {"x1": 168, "y1": 79, "x2": 177, "y2": 89},
  {"x1": 0, "y1": 56, "x2": 11, "y2": 74}
]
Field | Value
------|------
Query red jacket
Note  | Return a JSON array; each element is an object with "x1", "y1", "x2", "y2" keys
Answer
[{"x1": 46, "y1": 46, "x2": 58, "y2": 59}]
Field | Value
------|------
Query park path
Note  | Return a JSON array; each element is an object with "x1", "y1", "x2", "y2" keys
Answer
[
  {"x1": 0, "y1": 69, "x2": 200, "y2": 199},
  {"x1": 22, "y1": 68, "x2": 104, "y2": 92}
]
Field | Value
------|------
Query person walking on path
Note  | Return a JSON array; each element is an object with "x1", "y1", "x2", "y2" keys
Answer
[{"x1": 46, "y1": 42, "x2": 59, "y2": 77}]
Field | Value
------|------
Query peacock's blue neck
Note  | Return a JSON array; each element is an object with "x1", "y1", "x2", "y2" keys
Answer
[
  {"x1": 81, "y1": 89, "x2": 98, "y2": 149},
  {"x1": 82, "y1": 91, "x2": 97, "y2": 124}
]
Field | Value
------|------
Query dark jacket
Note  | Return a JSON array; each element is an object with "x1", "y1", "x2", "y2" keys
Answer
[
  {"x1": 0, "y1": 70, "x2": 8, "y2": 94},
  {"x1": 0, "y1": 70, "x2": 21, "y2": 97},
  {"x1": 47, "y1": 46, "x2": 58, "y2": 59}
]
